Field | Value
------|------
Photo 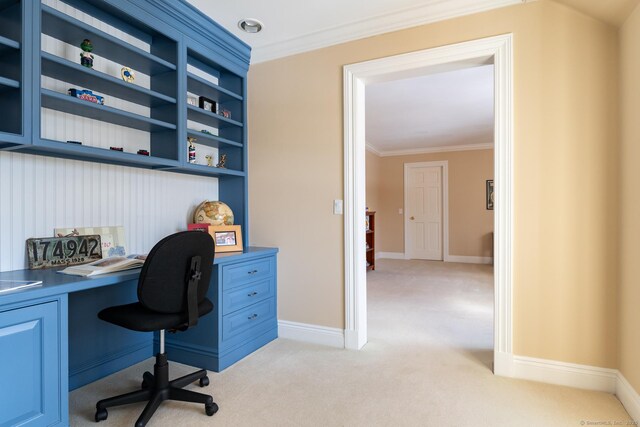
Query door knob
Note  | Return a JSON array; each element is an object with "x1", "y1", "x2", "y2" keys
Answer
[{"x1": 410, "y1": 216, "x2": 415, "y2": 220}]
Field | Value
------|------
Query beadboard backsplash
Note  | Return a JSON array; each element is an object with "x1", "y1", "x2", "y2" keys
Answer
[{"x1": 0, "y1": 151, "x2": 218, "y2": 271}]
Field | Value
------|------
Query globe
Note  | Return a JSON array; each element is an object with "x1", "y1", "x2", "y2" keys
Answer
[{"x1": 193, "y1": 200, "x2": 234, "y2": 226}]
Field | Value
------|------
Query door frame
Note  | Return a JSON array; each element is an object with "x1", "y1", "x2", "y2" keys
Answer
[
  {"x1": 343, "y1": 34, "x2": 513, "y2": 377},
  {"x1": 403, "y1": 161, "x2": 449, "y2": 261}
]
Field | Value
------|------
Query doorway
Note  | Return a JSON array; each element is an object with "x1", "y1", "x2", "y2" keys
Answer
[{"x1": 343, "y1": 34, "x2": 514, "y2": 376}]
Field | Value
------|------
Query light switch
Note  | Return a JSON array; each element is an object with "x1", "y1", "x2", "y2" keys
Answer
[
  {"x1": 398, "y1": 208, "x2": 403, "y2": 214},
  {"x1": 333, "y1": 199, "x2": 343, "y2": 215}
]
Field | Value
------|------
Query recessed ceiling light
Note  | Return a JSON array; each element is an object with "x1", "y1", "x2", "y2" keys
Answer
[{"x1": 238, "y1": 18, "x2": 263, "y2": 33}]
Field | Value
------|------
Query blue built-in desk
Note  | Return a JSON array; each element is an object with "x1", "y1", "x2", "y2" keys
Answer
[{"x1": 0, "y1": 247, "x2": 278, "y2": 427}]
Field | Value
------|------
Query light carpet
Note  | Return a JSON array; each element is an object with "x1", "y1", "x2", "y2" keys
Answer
[{"x1": 70, "y1": 259, "x2": 631, "y2": 426}]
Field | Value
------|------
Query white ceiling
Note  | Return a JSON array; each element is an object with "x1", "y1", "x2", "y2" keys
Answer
[
  {"x1": 184, "y1": 0, "x2": 638, "y2": 155},
  {"x1": 186, "y1": 0, "x2": 522, "y2": 63},
  {"x1": 186, "y1": 0, "x2": 640, "y2": 63},
  {"x1": 365, "y1": 65, "x2": 494, "y2": 156}
]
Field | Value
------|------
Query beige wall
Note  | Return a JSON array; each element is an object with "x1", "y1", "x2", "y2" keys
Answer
[
  {"x1": 619, "y1": 2, "x2": 640, "y2": 395},
  {"x1": 248, "y1": 0, "x2": 619, "y2": 368},
  {"x1": 368, "y1": 149, "x2": 494, "y2": 257}
]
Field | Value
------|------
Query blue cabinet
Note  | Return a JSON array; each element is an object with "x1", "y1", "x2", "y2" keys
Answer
[
  {"x1": 0, "y1": 299, "x2": 67, "y2": 426},
  {"x1": 165, "y1": 249, "x2": 278, "y2": 372}
]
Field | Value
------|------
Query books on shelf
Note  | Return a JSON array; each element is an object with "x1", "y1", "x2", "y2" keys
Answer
[
  {"x1": 0, "y1": 280, "x2": 43, "y2": 294},
  {"x1": 59, "y1": 254, "x2": 147, "y2": 277}
]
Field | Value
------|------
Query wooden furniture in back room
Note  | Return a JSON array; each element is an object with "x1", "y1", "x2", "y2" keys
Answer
[{"x1": 366, "y1": 211, "x2": 375, "y2": 271}]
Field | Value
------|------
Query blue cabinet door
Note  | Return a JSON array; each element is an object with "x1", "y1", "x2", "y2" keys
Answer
[{"x1": 0, "y1": 301, "x2": 62, "y2": 426}]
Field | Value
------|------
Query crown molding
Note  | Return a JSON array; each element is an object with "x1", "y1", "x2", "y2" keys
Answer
[
  {"x1": 368, "y1": 142, "x2": 494, "y2": 157},
  {"x1": 365, "y1": 144, "x2": 382, "y2": 156},
  {"x1": 251, "y1": 0, "x2": 523, "y2": 63}
]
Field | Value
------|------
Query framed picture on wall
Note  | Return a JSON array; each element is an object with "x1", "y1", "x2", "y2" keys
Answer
[
  {"x1": 486, "y1": 180, "x2": 494, "y2": 210},
  {"x1": 208, "y1": 225, "x2": 243, "y2": 253}
]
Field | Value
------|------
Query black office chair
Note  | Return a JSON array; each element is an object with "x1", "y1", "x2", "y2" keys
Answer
[{"x1": 94, "y1": 231, "x2": 218, "y2": 427}]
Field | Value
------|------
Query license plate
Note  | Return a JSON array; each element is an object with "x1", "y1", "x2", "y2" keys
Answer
[{"x1": 26, "y1": 235, "x2": 102, "y2": 269}]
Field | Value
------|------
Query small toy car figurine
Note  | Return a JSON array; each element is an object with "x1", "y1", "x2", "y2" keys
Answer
[
  {"x1": 137, "y1": 149, "x2": 149, "y2": 156},
  {"x1": 110, "y1": 147, "x2": 123, "y2": 151},
  {"x1": 68, "y1": 88, "x2": 105, "y2": 105}
]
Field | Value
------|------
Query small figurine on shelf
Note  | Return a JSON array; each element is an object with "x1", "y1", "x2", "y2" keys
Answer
[
  {"x1": 188, "y1": 137, "x2": 197, "y2": 164},
  {"x1": 80, "y1": 39, "x2": 94, "y2": 68},
  {"x1": 216, "y1": 154, "x2": 227, "y2": 169},
  {"x1": 109, "y1": 146, "x2": 123, "y2": 151},
  {"x1": 137, "y1": 149, "x2": 149, "y2": 156},
  {"x1": 121, "y1": 67, "x2": 135, "y2": 83},
  {"x1": 205, "y1": 155, "x2": 213, "y2": 167}
]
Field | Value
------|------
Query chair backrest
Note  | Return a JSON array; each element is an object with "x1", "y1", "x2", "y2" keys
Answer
[{"x1": 137, "y1": 231, "x2": 214, "y2": 314}]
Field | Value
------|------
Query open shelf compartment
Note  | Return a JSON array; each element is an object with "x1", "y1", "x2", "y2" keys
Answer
[
  {"x1": 41, "y1": 52, "x2": 176, "y2": 108},
  {"x1": 28, "y1": 138, "x2": 179, "y2": 169},
  {"x1": 41, "y1": 4, "x2": 176, "y2": 76}
]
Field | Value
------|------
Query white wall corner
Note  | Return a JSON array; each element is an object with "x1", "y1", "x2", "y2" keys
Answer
[
  {"x1": 616, "y1": 372, "x2": 640, "y2": 422},
  {"x1": 376, "y1": 252, "x2": 405, "y2": 260},
  {"x1": 511, "y1": 355, "x2": 618, "y2": 393},
  {"x1": 446, "y1": 255, "x2": 494, "y2": 264},
  {"x1": 278, "y1": 320, "x2": 345, "y2": 348}
]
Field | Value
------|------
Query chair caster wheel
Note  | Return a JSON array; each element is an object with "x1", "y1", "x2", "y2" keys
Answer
[
  {"x1": 95, "y1": 408, "x2": 108, "y2": 422},
  {"x1": 205, "y1": 402, "x2": 218, "y2": 416},
  {"x1": 199, "y1": 376, "x2": 210, "y2": 387}
]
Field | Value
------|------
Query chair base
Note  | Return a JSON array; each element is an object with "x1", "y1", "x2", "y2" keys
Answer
[{"x1": 95, "y1": 353, "x2": 218, "y2": 427}]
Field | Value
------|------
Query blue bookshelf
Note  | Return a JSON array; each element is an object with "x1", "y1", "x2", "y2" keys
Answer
[
  {"x1": 29, "y1": 138, "x2": 179, "y2": 169},
  {"x1": 187, "y1": 72, "x2": 243, "y2": 103},
  {"x1": 41, "y1": 4, "x2": 176, "y2": 75},
  {"x1": 41, "y1": 89, "x2": 176, "y2": 132},
  {"x1": 0, "y1": 76, "x2": 20, "y2": 90},
  {"x1": 0, "y1": 0, "x2": 24, "y2": 139},
  {"x1": 0, "y1": 0, "x2": 251, "y2": 231},
  {"x1": 41, "y1": 52, "x2": 176, "y2": 107},
  {"x1": 0, "y1": 34, "x2": 20, "y2": 56},
  {"x1": 187, "y1": 129, "x2": 243, "y2": 149}
]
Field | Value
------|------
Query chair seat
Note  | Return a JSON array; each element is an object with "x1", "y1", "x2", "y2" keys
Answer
[{"x1": 98, "y1": 298, "x2": 213, "y2": 332}]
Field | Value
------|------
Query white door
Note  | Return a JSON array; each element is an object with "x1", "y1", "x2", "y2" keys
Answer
[{"x1": 406, "y1": 165, "x2": 443, "y2": 260}]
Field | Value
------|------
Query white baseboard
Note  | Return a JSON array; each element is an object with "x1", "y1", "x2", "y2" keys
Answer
[
  {"x1": 278, "y1": 320, "x2": 345, "y2": 348},
  {"x1": 617, "y1": 372, "x2": 640, "y2": 422},
  {"x1": 375, "y1": 252, "x2": 405, "y2": 260},
  {"x1": 493, "y1": 351, "x2": 514, "y2": 377},
  {"x1": 509, "y1": 355, "x2": 617, "y2": 393},
  {"x1": 446, "y1": 255, "x2": 493, "y2": 264}
]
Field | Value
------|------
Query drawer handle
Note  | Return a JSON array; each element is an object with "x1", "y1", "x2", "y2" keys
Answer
[
  {"x1": 247, "y1": 269, "x2": 258, "y2": 275},
  {"x1": 247, "y1": 291, "x2": 258, "y2": 297},
  {"x1": 247, "y1": 314, "x2": 258, "y2": 320}
]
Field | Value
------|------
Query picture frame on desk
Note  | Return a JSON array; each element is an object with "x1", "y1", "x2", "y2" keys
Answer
[{"x1": 208, "y1": 225, "x2": 243, "y2": 253}]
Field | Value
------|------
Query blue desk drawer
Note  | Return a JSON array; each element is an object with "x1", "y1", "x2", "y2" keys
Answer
[
  {"x1": 222, "y1": 257, "x2": 274, "y2": 289},
  {"x1": 223, "y1": 277, "x2": 274, "y2": 314},
  {"x1": 222, "y1": 297, "x2": 276, "y2": 345}
]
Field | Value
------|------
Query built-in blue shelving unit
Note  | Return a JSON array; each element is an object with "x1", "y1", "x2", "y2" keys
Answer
[{"x1": 0, "y1": 0, "x2": 251, "y2": 242}]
